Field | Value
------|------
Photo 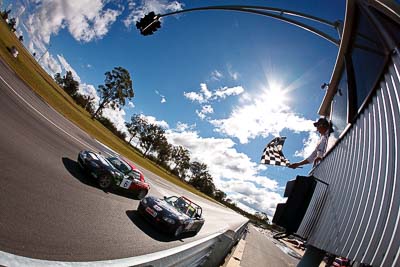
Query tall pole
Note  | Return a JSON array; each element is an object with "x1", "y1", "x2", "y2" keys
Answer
[
  {"x1": 153, "y1": 5, "x2": 341, "y2": 46},
  {"x1": 37, "y1": 44, "x2": 51, "y2": 63}
]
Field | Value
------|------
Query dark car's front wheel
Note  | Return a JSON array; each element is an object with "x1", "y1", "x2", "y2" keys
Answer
[
  {"x1": 174, "y1": 225, "x2": 184, "y2": 237},
  {"x1": 137, "y1": 189, "x2": 148, "y2": 200},
  {"x1": 98, "y1": 175, "x2": 112, "y2": 189},
  {"x1": 194, "y1": 223, "x2": 203, "y2": 235}
]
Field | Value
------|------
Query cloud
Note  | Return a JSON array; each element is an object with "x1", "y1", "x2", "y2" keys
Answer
[
  {"x1": 39, "y1": 52, "x2": 62, "y2": 75},
  {"x1": 228, "y1": 189, "x2": 284, "y2": 217},
  {"x1": 183, "y1": 91, "x2": 205, "y2": 103},
  {"x1": 200, "y1": 83, "x2": 213, "y2": 100},
  {"x1": 165, "y1": 130, "x2": 274, "y2": 187},
  {"x1": 294, "y1": 131, "x2": 338, "y2": 160},
  {"x1": 196, "y1": 105, "x2": 214, "y2": 120},
  {"x1": 175, "y1": 122, "x2": 196, "y2": 132},
  {"x1": 57, "y1": 54, "x2": 81, "y2": 82},
  {"x1": 25, "y1": 0, "x2": 121, "y2": 45},
  {"x1": 214, "y1": 86, "x2": 244, "y2": 99},
  {"x1": 210, "y1": 70, "x2": 223, "y2": 81},
  {"x1": 128, "y1": 101, "x2": 135, "y2": 108},
  {"x1": 208, "y1": 66, "x2": 239, "y2": 82},
  {"x1": 165, "y1": 129, "x2": 283, "y2": 217},
  {"x1": 15, "y1": 0, "x2": 122, "y2": 75},
  {"x1": 101, "y1": 107, "x2": 130, "y2": 137},
  {"x1": 141, "y1": 114, "x2": 169, "y2": 129},
  {"x1": 123, "y1": 0, "x2": 184, "y2": 28},
  {"x1": 184, "y1": 83, "x2": 244, "y2": 104},
  {"x1": 227, "y1": 64, "x2": 239, "y2": 80},
  {"x1": 155, "y1": 90, "x2": 167, "y2": 103},
  {"x1": 210, "y1": 87, "x2": 315, "y2": 144},
  {"x1": 79, "y1": 83, "x2": 100, "y2": 104},
  {"x1": 294, "y1": 131, "x2": 320, "y2": 159}
]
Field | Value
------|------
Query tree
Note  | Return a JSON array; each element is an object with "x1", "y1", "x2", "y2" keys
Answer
[
  {"x1": 92, "y1": 67, "x2": 134, "y2": 119},
  {"x1": 255, "y1": 212, "x2": 270, "y2": 224},
  {"x1": 63, "y1": 71, "x2": 79, "y2": 96},
  {"x1": 155, "y1": 140, "x2": 172, "y2": 166},
  {"x1": 171, "y1": 146, "x2": 190, "y2": 180},
  {"x1": 189, "y1": 161, "x2": 215, "y2": 196},
  {"x1": 53, "y1": 71, "x2": 79, "y2": 97},
  {"x1": 54, "y1": 73, "x2": 63, "y2": 86},
  {"x1": 73, "y1": 94, "x2": 95, "y2": 114},
  {"x1": 138, "y1": 123, "x2": 165, "y2": 156},
  {"x1": 7, "y1": 17, "x2": 16, "y2": 32},
  {"x1": 1, "y1": 9, "x2": 11, "y2": 21},
  {"x1": 125, "y1": 114, "x2": 148, "y2": 144},
  {"x1": 214, "y1": 190, "x2": 227, "y2": 202},
  {"x1": 54, "y1": 72, "x2": 96, "y2": 114}
]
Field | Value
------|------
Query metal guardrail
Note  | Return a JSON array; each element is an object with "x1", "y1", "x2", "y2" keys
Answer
[
  {"x1": 0, "y1": 222, "x2": 249, "y2": 267},
  {"x1": 137, "y1": 222, "x2": 249, "y2": 267}
]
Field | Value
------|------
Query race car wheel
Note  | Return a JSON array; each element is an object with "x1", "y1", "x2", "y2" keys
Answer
[
  {"x1": 174, "y1": 225, "x2": 183, "y2": 237},
  {"x1": 98, "y1": 175, "x2": 112, "y2": 189},
  {"x1": 194, "y1": 224, "x2": 203, "y2": 235},
  {"x1": 137, "y1": 189, "x2": 148, "y2": 200}
]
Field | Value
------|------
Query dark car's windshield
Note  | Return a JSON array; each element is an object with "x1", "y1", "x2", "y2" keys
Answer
[
  {"x1": 165, "y1": 196, "x2": 197, "y2": 217},
  {"x1": 107, "y1": 157, "x2": 132, "y2": 174}
]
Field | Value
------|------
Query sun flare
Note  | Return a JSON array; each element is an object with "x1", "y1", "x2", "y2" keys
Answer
[{"x1": 264, "y1": 82, "x2": 289, "y2": 108}]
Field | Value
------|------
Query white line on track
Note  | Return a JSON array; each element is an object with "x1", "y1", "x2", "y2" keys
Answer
[
  {"x1": 94, "y1": 139, "x2": 120, "y2": 156},
  {"x1": 0, "y1": 75, "x2": 98, "y2": 152}
]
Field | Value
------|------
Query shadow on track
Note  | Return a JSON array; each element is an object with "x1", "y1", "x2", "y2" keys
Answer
[
  {"x1": 126, "y1": 210, "x2": 195, "y2": 242},
  {"x1": 62, "y1": 157, "x2": 98, "y2": 187},
  {"x1": 62, "y1": 157, "x2": 142, "y2": 200}
]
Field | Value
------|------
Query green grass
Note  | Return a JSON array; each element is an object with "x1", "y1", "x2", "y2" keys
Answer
[{"x1": 0, "y1": 19, "x2": 215, "y2": 201}]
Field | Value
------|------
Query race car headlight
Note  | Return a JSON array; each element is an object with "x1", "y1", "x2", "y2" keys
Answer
[
  {"x1": 153, "y1": 205, "x2": 162, "y2": 212},
  {"x1": 163, "y1": 217, "x2": 175, "y2": 224},
  {"x1": 110, "y1": 170, "x2": 120, "y2": 177},
  {"x1": 90, "y1": 161, "x2": 99, "y2": 168}
]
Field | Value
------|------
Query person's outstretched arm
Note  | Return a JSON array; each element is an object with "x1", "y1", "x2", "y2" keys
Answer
[{"x1": 288, "y1": 159, "x2": 309, "y2": 169}]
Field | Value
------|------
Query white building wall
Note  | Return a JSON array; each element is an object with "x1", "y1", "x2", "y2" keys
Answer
[{"x1": 297, "y1": 52, "x2": 400, "y2": 266}]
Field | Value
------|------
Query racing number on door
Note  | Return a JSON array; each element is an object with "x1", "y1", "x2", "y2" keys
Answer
[{"x1": 120, "y1": 177, "x2": 132, "y2": 189}]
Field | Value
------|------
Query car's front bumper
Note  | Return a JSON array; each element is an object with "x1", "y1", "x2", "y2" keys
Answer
[{"x1": 137, "y1": 202, "x2": 177, "y2": 234}]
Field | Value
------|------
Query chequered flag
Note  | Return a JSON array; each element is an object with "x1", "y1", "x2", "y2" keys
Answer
[{"x1": 260, "y1": 137, "x2": 290, "y2": 167}]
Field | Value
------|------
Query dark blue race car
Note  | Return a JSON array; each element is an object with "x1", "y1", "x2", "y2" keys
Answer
[{"x1": 138, "y1": 195, "x2": 205, "y2": 237}]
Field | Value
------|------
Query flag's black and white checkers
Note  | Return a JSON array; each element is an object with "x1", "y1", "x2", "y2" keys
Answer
[{"x1": 260, "y1": 137, "x2": 290, "y2": 167}]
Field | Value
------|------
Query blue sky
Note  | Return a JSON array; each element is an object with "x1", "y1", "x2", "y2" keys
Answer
[{"x1": 5, "y1": 0, "x2": 346, "y2": 217}]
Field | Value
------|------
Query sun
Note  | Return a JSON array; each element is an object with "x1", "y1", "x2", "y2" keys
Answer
[{"x1": 265, "y1": 82, "x2": 289, "y2": 108}]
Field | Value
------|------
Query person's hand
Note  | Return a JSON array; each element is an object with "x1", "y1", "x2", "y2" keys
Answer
[
  {"x1": 288, "y1": 163, "x2": 300, "y2": 169},
  {"x1": 313, "y1": 157, "x2": 323, "y2": 165}
]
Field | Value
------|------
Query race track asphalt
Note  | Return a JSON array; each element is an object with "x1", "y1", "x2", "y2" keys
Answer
[{"x1": 0, "y1": 58, "x2": 247, "y2": 262}]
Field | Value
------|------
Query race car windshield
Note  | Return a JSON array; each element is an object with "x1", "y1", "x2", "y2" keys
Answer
[
  {"x1": 174, "y1": 197, "x2": 194, "y2": 216},
  {"x1": 108, "y1": 157, "x2": 132, "y2": 173}
]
